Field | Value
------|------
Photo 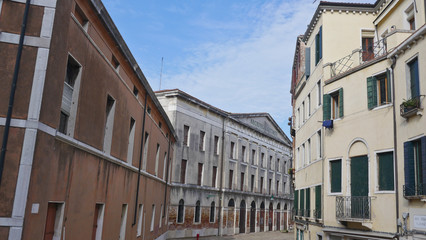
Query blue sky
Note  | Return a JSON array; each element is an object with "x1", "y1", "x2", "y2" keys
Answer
[{"x1": 103, "y1": 0, "x2": 376, "y2": 137}]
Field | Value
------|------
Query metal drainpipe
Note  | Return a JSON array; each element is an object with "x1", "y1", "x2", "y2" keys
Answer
[
  {"x1": 390, "y1": 58, "x2": 400, "y2": 238},
  {"x1": 163, "y1": 135, "x2": 171, "y2": 218},
  {"x1": 0, "y1": 0, "x2": 31, "y2": 186},
  {"x1": 133, "y1": 91, "x2": 148, "y2": 225},
  {"x1": 217, "y1": 116, "x2": 226, "y2": 236}
]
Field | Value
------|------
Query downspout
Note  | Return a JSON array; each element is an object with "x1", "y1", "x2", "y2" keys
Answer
[
  {"x1": 163, "y1": 135, "x2": 171, "y2": 218},
  {"x1": 0, "y1": 0, "x2": 31, "y2": 186},
  {"x1": 218, "y1": 116, "x2": 226, "y2": 236},
  {"x1": 133, "y1": 91, "x2": 148, "y2": 225},
  {"x1": 390, "y1": 57, "x2": 400, "y2": 238}
]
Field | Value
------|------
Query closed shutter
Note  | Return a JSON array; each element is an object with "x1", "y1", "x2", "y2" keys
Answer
[
  {"x1": 339, "y1": 88, "x2": 344, "y2": 118},
  {"x1": 306, "y1": 188, "x2": 310, "y2": 217},
  {"x1": 294, "y1": 190, "x2": 299, "y2": 214},
  {"x1": 409, "y1": 59, "x2": 420, "y2": 98},
  {"x1": 300, "y1": 189, "x2": 305, "y2": 214},
  {"x1": 378, "y1": 152, "x2": 394, "y2": 191},
  {"x1": 367, "y1": 76, "x2": 377, "y2": 109},
  {"x1": 323, "y1": 94, "x2": 331, "y2": 120},
  {"x1": 331, "y1": 160, "x2": 342, "y2": 193},
  {"x1": 315, "y1": 33, "x2": 320, "y2": 65},
  {"x1": 404, "y1": 141, "x2": 415, "y2": 195},
  {"x1": 319, "y1": 26, "x2": 322, "y2": 61},
  {"x1": 421, "y1": 136, "x2": 426, "y2": 186},
  {"x1": 386, "y1": 69, "x2": 392, "y2": 103},
  {"x1": 315, "y1": 185, "x2": 321, "y2": 218},
  {"x1": 305, "y1": 47, "x2": 311, "y2": 79}
]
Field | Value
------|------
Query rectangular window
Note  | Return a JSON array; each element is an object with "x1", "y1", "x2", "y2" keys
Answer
[
  {"x1": 103, "y1": 95, "x2": 116, "y2": 154},
  {"x1": 127, "y1": 118, "x2": 136, "y2": 164},
  {"x1": 276, "y1": 180, "x2": 279, "y2": 195},
  {"x1": 404, "y1": 137, "x2": 425, "y2": 196},
  {"x1": 199, "y1": 131, "x2": 205, "y2": 151},
  {"x1": 111, "y1": 55, "x2": 120, "y2": 71},
  {"x1": 261, "y1": 152, "x2": 265, "y2": 168},
  {"x1": 163, "y1": 152, "x2": 168, "y2": 180},
  {"x1": 197, "y1": 163, "x2": 203, "y2": 186},
  {"x1": 294, "y1": 190, "x2": 299, "y2": 216},
  {"x1": 307, "y1": 139, "x2": 311, "y2": 165},
  {"x1": 133, "y1": 86, "x2": 139, "y2": 97},
  {"x1": 142, "y1": 133, "x2": 149, "y2": 170},
  {"x1": 240, "y1": 172, "x2": 245, "y2": 191},
  {"x1": 315, "y1": 185, "x2": 321, "y2": 219},
  {"x1": 378, "y1": 152, "x2": 394, "y2": 191},
  {"x1": 367, "y1": 71, "x2": 391, "y2": 109},
  {"x1": 300, "y1": 189, "x2": 305, "y2": 216},
  {"x1": 242, "y1": 146, "x2": 246, "y2": 162},
  {"x1": 323, "y1": 89, "x2": 344, "y2": 120},
  {"x1": 260, "y1": 177, "x2": 264, "y2": 193},
  {"x1": 92, "y1": 203, "x2": 105, "y2": 240},
  {"x1": 252, "y1": 149, "x2": 256, "y2": 165},
  {"x1": 137, "y1": 204, "x2": 143, "y2": 237},
  {"x1": 119, "y1": 204, "x2": 128, "y2": 240},
  {"x1": 297, "y1": 108, "x2": 300, "y2": 128},
  {"x1": 317, "y1": 81, "x2": 321, "y2": 106},
  {"x1": 229, "y1": 170, "x2": 234, "y2": 189},
  {"x1": 317, "y1": 130, "x2": 322, "y2": 158},
  {"x1": 276, "y1": 158, "x2": 280, "y2": 172},
  {"x1": 183, "y1": 125, "x2": 190, "y2": 146},
  {"x1": 268, "y1": 179, "x2": 272, "y2": 195},
  {"x1": 251, "y1": 175, "x2": 255, "y2": 192},
  {"x1": 362, "y1": 37, "x2": 374, "y2": 61},
  {"x1": 159, "y1": 205, "x2": 163, "y2": 227},
  {"x1": 302, "y1": 101, "x2": 305, "y2": 122},
  {"x1": 305, "y1": 47, "x2": 311, "y2": 79},
  {"x1": 74, "y1": 3, "x2": 89, "y2": 30},
  {"x1": 269, "y1": 156, "x2": 273, "y2": 169},
  {"x1": 181, "y1": 159, "x2": 187, "y2": 183},
  {"x1": 44, "y1": 202, "x2": 64, "y2": 240},
  {"x1": 307, "y1": 94, "x2": 311, "y2": 117},
  {"x1": 155, "y1": 144, "x2": 160, "y2": 176},
  {"x1": 212, "y1": 166, "x2": 217, "y2": 188},
  {"x1": 230, "y1": 141, "x2": 235, "y2": 159},
  {"x1": 60, "y1": 55, "x2": 81, "y2": 136},
  {"x1": 214, "y1": 136, "x2": 219, "y2": 155},
  {"x1": 315, "y1": 26, "x2": 322, "y2": 65},
  {"x1": 150, "y1": 205, "x2": 155, "y2": 232},
  {"x1": 306, "y1": 188, "x2": 311, "y2": 217},
  {"x1": 406, "y1": 4, "x2": 416, "y2": 30},
  {"x1": 408, "y1": 57, "x2": 420, "y2": 99},
  {"x1": 330, "y1": 160, "x2": 342, "y2": 193}
]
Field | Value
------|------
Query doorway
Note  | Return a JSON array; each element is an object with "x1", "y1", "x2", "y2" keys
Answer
[
  {"x1": 351, "y1": 155, "x2": 369, "y2": 218},
  {"x1": 268, "y1": 203, "x2": 273, "y2": 231},
  {"x1": 260, "y1": 202, "x2": 265, "y2": 232},
  {"x1": 250, "y1": 201, "x2": 256, "y2": 232},
  {"x1": 239, "y1": 200, "x2": 246, "y2": 233}
]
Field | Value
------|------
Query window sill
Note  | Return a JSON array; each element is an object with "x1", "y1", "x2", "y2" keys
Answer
[
  {"x1": 328, "y1": 192, "x2": 342, "y2": 196},
  {"x1": 372, "y1": 103, "x2": 392, "y2": 111},
  {"x1": 374, "y1": 190, "x2": 395, "y2": 194}
]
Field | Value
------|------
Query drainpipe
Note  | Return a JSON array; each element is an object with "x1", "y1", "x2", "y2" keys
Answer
[
  {"x1": 133, "y1": 91, "x2": 148, "y2": 225},
  {"x1": 390, "y1": 58, "x2": 400, "y2": 238},
  {"x1": 0, "y1": 0, "x2": 31, "y2": 186},
  {"x1": 163, "y1": 135, "x2": 171, "y2": 218},
  {"x1": 217, "y1": 116, "x2": 226, "y2": 236}
]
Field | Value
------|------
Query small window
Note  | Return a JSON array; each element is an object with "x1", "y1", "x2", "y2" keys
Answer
[
  {"x1": 133, "y1": 86, "x2": 139, "y2": 97},
  {"x1": 362, "y1": 36, "x2": 374, "y2": 61},
  {"x1": 74, "y1": 3, "x2": 88, "y2": 30},
  {"x1": 137, "y1": 204, "x2": 143, "y2": 236},
  {"x1": 214, "y1": 136, "x2": 219, "y2": 155},
  {"x1": 408, "y1": 57, "x2": 420, "y2": 99},
  {"x1": 119, "y1": 204, "x2": 128, "y2": 240},
  {"x1": 44, "y1": 202, "x2": 65, "y2": 240},
  {"x1": 212, "y1": 166, "x2": 217, "y2": 188},
  {"x1": 330, "y1": 160, "x2": 342, "y2": 193},
  {"x1": 103, "y1": 95, "x2": 116, "y2": 154},
  {"x1": 92, "y1": 203, "x2": 105, "y2": 240},
  {"x1": 242, "y1": 146, "x2": 246, "y2": 162},
  {"x1": 147, "y1": 106, "x2": 152, "y2": 114},
  {"x1": 199, "y1": 131, "x2": 205, "y2": 151},
  {"x1": 127, "y1": 118, "x2": 136, "y2": 164},
  {"x1": 142, "y1": 132, "x2": 149, "y2": 170},
  {"x1": 111, "y1": 55, "x2": 120, "y2": 71},
  {"x1": 240, "y1": 172, "x2": 245, "y2": 191},
  {"x1": 59, "y1": 111, "x2": 69, "y2": 134},
  {"x1": 230, "y1": 141, "x2": 235, "y2": 159},
  {"x1": 197, "y1": 163, "x2": 203, "y2": 186},
  {"x1": 317, "y1": 130, "x2": 322, "y2": 158},
  {"x1": 367, "y1": 71, "x2": 391, "y2": 109},
  {"x1": 180, "y1": 159, "x2": 187, "y2": 184},
  {"x1": 317, "y1": 81, "x2": 322, "y2": 106},
  {"x1": 229, "y1": 170, "x2": 234, "y2": 189},
  {"x1": 252, "y1": 149, "x2": 256, "y2": 165},
  {"x1": 150, "y1": 205, "x2": 155, "y2": 232},
  {"x1": 158, "y1": 121, "x2": 162, "y2": 129},
  {"x1": 405, "y1": 4, "x2": 416, "y2": 30},
  {"x1": 194, "y1": 201, "x2": 201, "y2": 223},
  {"x1": 269, "y1": 156, "x2": 273, "y2": 169},
  {"x1": 210, "y1": 202, "x2": 215, "y2": 222},
  {"x1": 251, "y1": 175, "x2": 255, "y2": 192},
  {"x1": 155, "y1": 144, "x2": 160, "y2": 176},
  {"x1": 183, "y1": 125, "x2": 190, "y2": 146},
  {"x1": 276, "y1": 158, "x2": 280, "y2": 172},
  {"x1": 260, "y1": 177, "x2": 264, "y2": 193},
  {"x1": 307, "y1": 94, "x2": 311, "y2": 117},
  {"x1": 261, "y1": 152, "x2": 265, "y2": 168},
  {"x1": 315, "y1": 26, "x2": 322, "y2": 65},
  {"x1": 268, "y1": 179, "x2": 272, "y2": 195},
  {"x1": 377, "y1": 152, "x2": 394, "y2": 191},
  {"x1": 323, "y1": 89, "x2": 344, "y2": 120},
  {"x1": 177, "y1": 200, "x2": 184, "y2": 223}
]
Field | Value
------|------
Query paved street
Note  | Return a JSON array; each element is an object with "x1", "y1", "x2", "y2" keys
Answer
[{"x1": 169, "y1": 231, "x2": 294, "y2": 240}]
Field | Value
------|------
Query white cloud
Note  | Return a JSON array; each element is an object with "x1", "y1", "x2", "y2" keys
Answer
[{"x1": 160, "y1": 0, "x2": 317, "y2": 135}]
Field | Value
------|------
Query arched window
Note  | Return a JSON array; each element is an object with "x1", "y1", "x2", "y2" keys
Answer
[
  {"x1": 195, "y1": 200, "x2": 201, "y2": 223},
  {"x1": 228, "y1": 199, "x2": 235, "y2": 207},
  {"x1": 178, "y1": 199, "x2": 184, "y2": 223},
  {"x1": 210, "y1": 201, "x2": 215, "y2": 222}
]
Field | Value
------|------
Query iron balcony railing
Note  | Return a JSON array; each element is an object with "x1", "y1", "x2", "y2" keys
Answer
[
  {"x1": 403, "y1": 183, "x2": 425, "y2": 198},
  {"x1": 313, "y1": 209, "x2": 321, "y2": 219},
  {"x1": 330, "y1": 38, "x2": 387, "y2": 77},
  {"x1": 336, "y1": 196, "x2": 371, "y2": 221}
]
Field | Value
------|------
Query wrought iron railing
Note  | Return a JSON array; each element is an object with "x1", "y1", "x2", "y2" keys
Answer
[
  {"x1": 313, "y1": 209, "x2": 321, "y2": 219},
  {"x1": 400, "y1": 95, "x2": 423, "y2": 118},
  {"x1": 404, "y1": 183, "x2": 425, "y2": 197},
  {"x1": 336, "y1": 196, "x2": 371, "y2": 220},
  {"x1": 330, "y1": 38, "x2": 387, "y2": 77}
]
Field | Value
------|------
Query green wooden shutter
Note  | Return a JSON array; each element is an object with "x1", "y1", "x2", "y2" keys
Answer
[
  {"x1": 409, "y1": 59, "x2": 420, "y2": 98},
  {"x1": 315, "y1": 33, "x2": 320, "y2": 65},
  {"x1": 404, "y1": 141, "x2": 415, "y2": 196},
  {"x1": 319, "y1": 26, "x2": 322, "y2": 61},
  {"x1": 306, "y1": 188, "x2": 310, "y2": 217},
  {"x1": 294, "y1": 190, "x2": 299, "y2": 214},
  {"x1": 300, "y1": 189, "x2": 305, "y2": 214},
  {"x1": 331, "y1": 160, "x2": 342, "y2": 193},
  {"x1": 421, "y1": 136, "x2": 426, "y2": 187},
  {"x1": 339, "y1": 88, "x2": 344, "y2": 118},
  {"x1": 315, "y1": 185, "x2": 321, "y2": 218},
  {"x1": 386, "y1": 69, "x2": 392, "y2": 103},
  {"x1": 305, "y1": 47, "x2": 311, "y2": 79},
  {"x1": 323, "y1": 94, "x2": 331, "y2": 120},
  {"x1": 378, "y1": 152, "x2": 394, "y2": 191},
  {"x1": 367, "y1": 76, "x2": 377, "y2": 109},
  {"x1": 351, "y1": 155, "x2": 368, "y2": 197}
]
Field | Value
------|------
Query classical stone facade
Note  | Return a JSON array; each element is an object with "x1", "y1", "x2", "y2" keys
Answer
[
  {"x1": 156, "y1": 89, "x2": 293, "y2": 238},
  {"x1": 0, "y1": 1, "x2": 176, "y2": 239}
]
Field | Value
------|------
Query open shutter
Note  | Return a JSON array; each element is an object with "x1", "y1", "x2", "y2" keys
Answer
[
  {"x1": 339, "y1": 88, "x2": 344, "y2": 118},
  {"x1": 367, "y1": 76, "x2": 377, "y2": 109},
  {"x1": 386, "y1": 69, "x2": 392, "y2": 103},
  {"x1": 404, "y1": 141, "x2": 415, "y2": 195},
  {"x1": 421, "y1": 136, "x2": 426, "y2": 186},
  {"x1": 323, "y1": 94, "x2": 331, "y2": 120},
  {"x1": 305, "y1": 47, "x2": 311, "y2": 79}
]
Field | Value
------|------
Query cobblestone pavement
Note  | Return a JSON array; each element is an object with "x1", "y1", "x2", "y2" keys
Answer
[{"x1": 169, "y1": 231, "x2": 294, "y2": 240}]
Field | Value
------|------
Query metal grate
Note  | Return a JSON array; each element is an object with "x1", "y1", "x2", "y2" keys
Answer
[{"x1": 336, "y1": 196, "x2": 371, "y2": 220}]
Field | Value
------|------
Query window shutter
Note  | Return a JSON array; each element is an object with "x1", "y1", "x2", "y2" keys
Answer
[
  {"x1": 421, "y1": 136, "x2": 426, "y2": 186},
  {"x1": 331, "y1": 160, "x2": 342, "y2": 193},
  {"x1": 305, "y1": 47, "x2": 311, "y2": 79},
  {"x1": 319, "y1": 26, "x2": 322, "y2": 60},
  {"x1": 367, "y1": 77, "x2": 377, "y2": 109},
  {"x1": 339, "y1": 88, "x2": 344, "y2": 118},
  {"x1": 315, "y1": 34, "x2": 320, "y2": 65},
  {"x1": 294, "y1": 190, "x2": 299, "y2": 213},
  {"x1": 386, "y1": 69, "x2": 392, "y2": 103},
  {"x1": 323, "y1": 94, "x2": 331, "y2": 121},
  {"x1": 300, "y1": 189, "x2": 305, "y2": 213},
  {"x1": 306, "y1": 188, "x2": 310, "y2": 216},
  {"x1": 404, "y1": 141, "x2": 415, "y2": 194},
  {"x1": 315, "y1": 185, "x2": 321, "y2": 217},
  {"x1": 378, "y1": 152, "x2": 394, "y2": 191}
]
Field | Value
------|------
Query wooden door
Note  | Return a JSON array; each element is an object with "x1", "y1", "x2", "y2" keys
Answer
[{"x1": 351, "y1": 155, "x2": 368, "y2": 218}]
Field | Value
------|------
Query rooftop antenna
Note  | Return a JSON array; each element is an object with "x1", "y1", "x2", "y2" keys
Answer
[{"x1": 159, "y1": 57, "x2": 163, "y2": 90}]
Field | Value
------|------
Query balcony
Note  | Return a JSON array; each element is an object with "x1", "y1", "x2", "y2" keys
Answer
[
  {"x1": 327, "y1": 39, "x2": 387, "y2": 78},
  {"x1": 403, "y1": 183, "x2": 426, "y2": 199},
  {"x1": 303, "y1": 209, "x2": 310, "y2": 218},
  {"x1": 313, "y1": 209, "x2": 321, "y2": 220},
  {"x1": 400, "y1": 95, "x2": 424, "y2": 118},
  {"x1": 336, "y1": 196, "x2": 371, "y2": 221}
]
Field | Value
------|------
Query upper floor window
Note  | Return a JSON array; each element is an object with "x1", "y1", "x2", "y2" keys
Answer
[
  {"x1": 362, "y1": 36, "x2": 374, "y2": 62},
  {"x1": 183, "y1": 125, "x2": 190, "y2": 146},
  {"x1": 405, "y1": 4, "x2": 416, "y2": 30},
  {"x1": 408, "y1": 57, "x2": 420, "y2": 99},
  {"x1": 230, "y1": 141, "x2": 236, "y2": 159},
  {"x1": 367, "y1": 70, "x2": 391, "y2": 109},
  {"x1": 323, "y1": 88, "x2": 344, "y2": 120},
  {"x1": 214, "y1": 136, "x2": 220, "y2": 155},
  {"x1": 199, "y1": 130, "x2": 205, "y2": 151},
  {"x1": 242, "y1": 146, "x2": 246, "y2": 162},
  {"x1": 315, "y1": 26, "x2": 322, "y2": 65},
  {"x1": 403, "y1": 137, "x2": 425, "y2": 197}
]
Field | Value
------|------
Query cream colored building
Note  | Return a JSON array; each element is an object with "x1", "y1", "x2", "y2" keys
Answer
[{"x1": 291, "y1": 0, "x2": 426, "y2": 239}]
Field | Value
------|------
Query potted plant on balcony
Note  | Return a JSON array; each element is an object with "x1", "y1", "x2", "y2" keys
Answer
[{"x1": 402, "y1": 98, "x2": 417, "y2": 110}]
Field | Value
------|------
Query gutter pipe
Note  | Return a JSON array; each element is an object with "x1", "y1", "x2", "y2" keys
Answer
[
  {"x1": 163, "y1": 135, "x2": 171, "y2": 218},
  {"x1": 0, "y1": 0, "x2": 31, "y2": 186},
  {"x1": 133, "y1": 92, "x2": 148, "y2": 225},
  {"x1": 217, "y1": 117, "x2": 226, "y2": 236}
]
